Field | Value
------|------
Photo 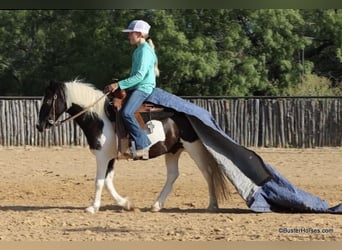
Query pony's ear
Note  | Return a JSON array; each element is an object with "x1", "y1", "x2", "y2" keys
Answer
[
  {"x1": 49, "y1": 80, "x2": 63, "y2": 90},
  {"x1": 49, "y1": 80, "x2": 59, "y2": 87}
]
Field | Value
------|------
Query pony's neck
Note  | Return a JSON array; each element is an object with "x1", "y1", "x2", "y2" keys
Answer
[{"x1": 67, "y1": 102, "x2": 105, "y2": 150}]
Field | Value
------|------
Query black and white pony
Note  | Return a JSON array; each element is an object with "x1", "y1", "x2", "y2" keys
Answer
[{"x1": 36, "y1": 80, "x2": 229, "y2": 213}]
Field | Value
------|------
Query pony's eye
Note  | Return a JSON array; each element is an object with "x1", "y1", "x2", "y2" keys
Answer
[{"x1": 45, "y1": 99, "x2": 52, "y2": 105}]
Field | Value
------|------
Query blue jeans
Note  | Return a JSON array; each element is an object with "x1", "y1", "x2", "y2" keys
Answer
[{"x1": 121, "y1": 89, "x2": 151, "y2": 150}]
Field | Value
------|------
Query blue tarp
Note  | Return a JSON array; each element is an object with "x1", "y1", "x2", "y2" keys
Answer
[
  {"x1": 147, "y1": 88, "x2": 342, "y2": 213},
  {"x1": 249, "y1": 164, "x2": 342, "y2": 213}
]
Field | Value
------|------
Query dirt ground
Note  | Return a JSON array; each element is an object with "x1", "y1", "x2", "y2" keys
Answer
[{"x1": 0, "y1": 146, "x2": 341, "y2": 241}]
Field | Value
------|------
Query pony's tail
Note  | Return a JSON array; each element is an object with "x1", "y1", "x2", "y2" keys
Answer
[
  {"x1": 206, "y1": 151, "x2": 230, "y2": 203},
  {"x1": 189, "y1": 141, "x2": 230, "y2": 205},
  {"x1": 147, "y1": 37, "x2": 160, "y2": 77},
  {"x1": 212, "y1": 162, "x2": 231, "y2": 202}
]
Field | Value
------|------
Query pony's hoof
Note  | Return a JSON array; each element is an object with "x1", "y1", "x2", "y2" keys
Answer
[
  {"x1": 85, "y1": 206, "x2": 99, "y2": 214},
  {"x1": 207, "y1": 205, "x2": 219, "y2": 213},
  {"x1": 122, "y1": 198, "x2": 134, "y2": 211},
  {"x1": 151, "y1": 203, "x2": 162, "y2": 212}
]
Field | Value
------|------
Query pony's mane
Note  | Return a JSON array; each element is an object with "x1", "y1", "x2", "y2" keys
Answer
[{"x1": 64, "y1": 80, "x2": 106, "y2": 117}]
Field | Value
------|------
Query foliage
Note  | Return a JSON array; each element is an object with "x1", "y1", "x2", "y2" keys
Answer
[
  {"x1": 284, "y1": 74, "x2": 342, "y2": 96},
  {"x1": 0, "y1": 9, "x2": 342, "y2": 96}
]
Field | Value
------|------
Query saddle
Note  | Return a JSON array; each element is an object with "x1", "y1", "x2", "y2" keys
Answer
[{"x1": 105, "y1": 89, "x2": 168, "y2": 160}]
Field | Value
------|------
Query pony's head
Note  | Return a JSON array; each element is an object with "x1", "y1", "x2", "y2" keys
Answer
[{"x1": 36, "y1": 80, "x2": 67, "y2": 132}]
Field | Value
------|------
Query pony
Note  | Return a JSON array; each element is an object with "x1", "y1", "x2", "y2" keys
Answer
[{"x1": 36, "y1": 80, "x2": 229, "y2": 213}]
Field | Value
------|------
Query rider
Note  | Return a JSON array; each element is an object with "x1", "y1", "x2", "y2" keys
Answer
[{"x1": 104, "y1": 20, "x2": 159, "y2": 159}]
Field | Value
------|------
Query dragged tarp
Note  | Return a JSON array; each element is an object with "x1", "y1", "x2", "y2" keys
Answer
[{"x1": 147, "y1": 88, "x2": 342, "y2": 213}]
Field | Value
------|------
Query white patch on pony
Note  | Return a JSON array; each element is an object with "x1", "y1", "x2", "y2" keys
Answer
[
  {"x1": 98, "y1": 133, "x2": 107, "y2": 147},
  {"x1": 64, "y1": 80, "x2": 106, "y2": 117},
  {"x1": 145, "y1": 120, "x2": 166, "y2": 146}
]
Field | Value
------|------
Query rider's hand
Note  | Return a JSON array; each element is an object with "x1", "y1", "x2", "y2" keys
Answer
[{"x1": 104, "y1": 83, "x2": 119, "y2": 94}]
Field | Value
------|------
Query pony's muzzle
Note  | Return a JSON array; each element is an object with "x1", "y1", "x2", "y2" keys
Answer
[
  {"x1": 36, "y1": 123, "x2": 44, "y2": 132},
  {"x1": 36, "y1": 120, "x2": 52, "y2": 132}
]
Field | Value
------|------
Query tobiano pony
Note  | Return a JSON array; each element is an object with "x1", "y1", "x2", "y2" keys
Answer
[{"x1": 36, "y1": 80, "x2": 229, "y2": 213}]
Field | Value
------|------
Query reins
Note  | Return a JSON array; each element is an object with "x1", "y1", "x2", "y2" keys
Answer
[{"x1": 49, "y1": 91, "x2": 111, "y2": 127}]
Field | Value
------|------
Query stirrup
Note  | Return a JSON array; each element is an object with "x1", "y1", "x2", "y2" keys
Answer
[
  {"x1": 131, "y1": 142, "x2": 149, "y2": 160},
  {"x1": 134, "y1": 149, "x2": 149, "y2": 160}
]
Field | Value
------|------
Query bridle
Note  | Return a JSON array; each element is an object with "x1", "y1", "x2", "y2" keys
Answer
[
  {"x1": 47, "y1": 91, "x2": 111, "y2": 127},
  {"x1": 47, "y1": 93, "x2": 58, "y2": 126}
]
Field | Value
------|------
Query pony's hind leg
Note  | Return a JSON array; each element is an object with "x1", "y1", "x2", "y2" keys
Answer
[
  {"x1": 182, "y1": 140, "x2": 219, "y2": 212},
  {"x1": 151, "y1": 149, "x2": 183, "y2": 212}
]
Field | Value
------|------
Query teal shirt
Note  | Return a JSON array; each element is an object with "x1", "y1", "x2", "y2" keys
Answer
[{"x1": 118, "y1": 42, "x2": 157, "y2": 94}]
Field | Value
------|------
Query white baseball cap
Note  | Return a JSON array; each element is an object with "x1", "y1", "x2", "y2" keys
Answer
[{"x1": 122, "y1": 20, "x2": 151, "y2": 34}]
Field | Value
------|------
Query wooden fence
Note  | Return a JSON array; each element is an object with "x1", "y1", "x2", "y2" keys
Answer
[
  {"x1": 0, "y1": 97, "x2": 87, "y2": 147},
  {"x1": 189, "y1": 97, "x2": 342, "y2": 148},
  {"x1": 0, "y1": 96, "x2": 341, "y2": 148}
]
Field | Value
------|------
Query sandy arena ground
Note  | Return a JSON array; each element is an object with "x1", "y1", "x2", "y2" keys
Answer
[{"x1": 0, "y1": 146, "x2": 341, "y2": 241}]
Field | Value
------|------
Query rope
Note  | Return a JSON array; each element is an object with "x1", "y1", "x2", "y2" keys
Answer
[{"x1": 54, "y1": 91, "x2": 111, "y2": 126}]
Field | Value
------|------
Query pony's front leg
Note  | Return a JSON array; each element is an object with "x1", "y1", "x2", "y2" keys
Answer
[
  {"x1": 85, "y1": 155, "x2": 108, "y2": 214},
  {"x1": 86, "y1": 155, "x2": 132, "y2": 213},
  {"x1": 104, "y1": 159, "x2": 133, "y2": 211}
]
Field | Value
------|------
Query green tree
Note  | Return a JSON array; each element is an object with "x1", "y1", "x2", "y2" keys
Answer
[
  {"x1": 300, "y1": 9, "x2": 342, "y2": 85},
  {"x1": 0, "y1": 10, "x2": 35, "y2": 95},
  {"x1": 0, "y1": 9, "x2": 341, "y2": 96}
]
